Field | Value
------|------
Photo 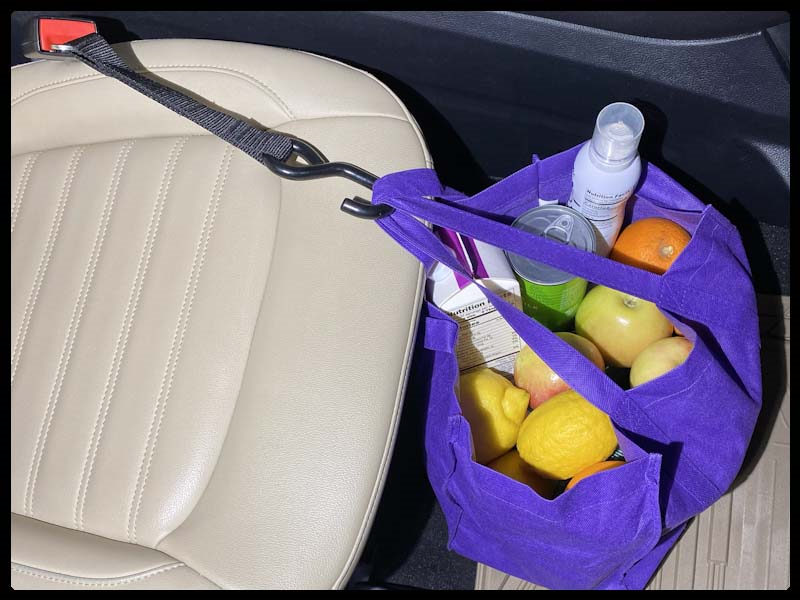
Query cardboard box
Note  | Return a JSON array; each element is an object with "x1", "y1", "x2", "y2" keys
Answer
[{"x1": 427, "y1": 228, "x2": 523, "y2": 377}]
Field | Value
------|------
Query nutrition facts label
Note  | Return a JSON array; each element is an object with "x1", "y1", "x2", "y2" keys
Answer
[
  {"x1": 448, "y1": 290, "x2": 522, "y2": 377},
  {"x1": 568, "y1": 187, "x2": 631, "y2": 255}
]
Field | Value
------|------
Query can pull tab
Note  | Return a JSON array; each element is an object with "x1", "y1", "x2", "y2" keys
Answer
[{"x1": 542, "y1": 215, "x2": 575, "y2": 244}]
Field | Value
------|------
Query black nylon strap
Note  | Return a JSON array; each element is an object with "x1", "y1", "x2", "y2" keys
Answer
[{"x1": 65, "y1": 33, "x2": 294, "y2": 163}]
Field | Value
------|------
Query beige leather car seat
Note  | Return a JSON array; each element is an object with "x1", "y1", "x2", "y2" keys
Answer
[{"x1": 11, "y1": 39, "x2": 431, "y2": 589}]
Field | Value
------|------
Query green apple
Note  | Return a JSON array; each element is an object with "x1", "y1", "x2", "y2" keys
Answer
[
  {"x1": 574, "y1": 285, "x2": 673, "y2": 368},
  {"x1": 514, "y1": 332, "x2": 604, "y2": 409},
  {"x1": 630, "y1": 336, "x2": 693, "y2": 387}
]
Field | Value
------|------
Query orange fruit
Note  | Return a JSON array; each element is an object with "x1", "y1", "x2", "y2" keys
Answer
[
  {"x1": 610, "y1": 217, "x2": 691, "y2": 275},
  {"x1": 565, "y1": 460, "x2": 625, "y2": 490}
]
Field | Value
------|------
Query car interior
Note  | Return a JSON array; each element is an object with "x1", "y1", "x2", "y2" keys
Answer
[{"x1": 10, "y1": 11, "x2": 789, "y2": 590}]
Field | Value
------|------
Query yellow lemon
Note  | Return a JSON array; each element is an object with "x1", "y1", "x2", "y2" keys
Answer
[
  {"x1": 459, "y1": 368, "x2": 529, "y2": 464},
  {"x1": 517, "y1": 390, "x2": 617, "y2": 480},
  {"x1": 487, "y1": 449, "x2": 556, "y2": 499}
]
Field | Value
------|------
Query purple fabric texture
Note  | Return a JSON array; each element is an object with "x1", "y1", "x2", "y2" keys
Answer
[{"x1": 371, "y1": 144, "x2": 762, "y2": 589}]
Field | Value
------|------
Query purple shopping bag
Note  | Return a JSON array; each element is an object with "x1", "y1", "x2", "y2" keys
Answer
[{"x1": 370, "y1": 144, "x2": 762, "y2": 590}]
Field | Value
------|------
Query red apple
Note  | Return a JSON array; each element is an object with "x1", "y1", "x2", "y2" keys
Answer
[
  {"x1": 514, "y1": 332, "x2": 605, "y2": 409},
  {"x1": 574, "y1": 285, "x2": 673, "y2": 368},
  {"x1": 629, "y1": 336, "x2": 693, "y2": 387}
]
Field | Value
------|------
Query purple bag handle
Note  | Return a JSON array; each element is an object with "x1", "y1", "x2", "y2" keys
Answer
[
  {"x1": 377, "y1": 209, "x2": 654, "y2": 435},
  {"x1": 372, "y1": 170, "x2": 751, "y2": 338},
  {"x1": 380, "y1": 190, "x2": 663, "y2": 303}
]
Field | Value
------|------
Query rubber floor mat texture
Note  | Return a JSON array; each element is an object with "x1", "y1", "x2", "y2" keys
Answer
[{"x1": 475, "y1": 294, "x2": 790, "y2": 591}]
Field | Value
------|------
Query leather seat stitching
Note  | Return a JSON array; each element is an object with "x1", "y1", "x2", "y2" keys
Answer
[
  {"x1": 128, "y1": 143, "x2": 232, "y2": 544},
  {"x1": 12, "y1": 134, "x2": 212, "y2": 159},
  {"x1": 12, "y1": 73, "x2": 101, "y2": 104},
  {"x1": 144, "y1": 64, "x2": 295, "y2": 120},
  {"x1": 11, "y1": 561, "x2": 186, "y2": 587},
  {"x1": 12, "y1": 146, "x2": 83, "y2": 388},
  {"x1": 13, "y1": 117, "x2": 419, "y2": 160},
  {"x1": 11, "y1": 152, "x2": 40, "y2": 235},
  {"x1": 269, "y1": 113, "x2": 422, "y2": 130},
  {"x1": 73, "y1": 140, "x2": 136, "y2": 530},
  {"x1": 60, "y1": 136, "x2": 183, "y2": 537},
  {"x1": 11, "y1": 66, "x2": 420, "y2": 129},
  {"x1": 62, "y1": 135, "x2": 185, "y2": 542},
  {"x1": 294, "y1": 50, "x2": 433, "y2": 170},
  {"x1": 12, "y1": 64, "x2": 295, "y2": 120},
  {"x1": 45, "y1": 141, "x2": 129, "y2": 528},
  {"x1": 19, "y1": 146, "x2": 84, "y2": 517},
  {"x1": 153, "y1": 156, "x2": 280, "y2": 574}
]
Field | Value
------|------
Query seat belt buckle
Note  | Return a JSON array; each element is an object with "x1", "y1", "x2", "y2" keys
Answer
[{"x1": 22, "y1": 16, "x2": 97, "y2": 60}]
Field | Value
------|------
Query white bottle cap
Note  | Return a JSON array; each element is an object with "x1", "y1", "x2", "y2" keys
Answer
[{"x1": 589, "y1": 102, "x2": 644, "y2": 168}]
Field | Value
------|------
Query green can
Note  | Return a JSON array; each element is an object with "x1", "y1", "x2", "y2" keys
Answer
[{"x1": 505, "y1": 205, "x2": 596, "y2": 331}]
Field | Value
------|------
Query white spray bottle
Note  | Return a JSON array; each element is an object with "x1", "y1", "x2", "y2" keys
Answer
[{"x1": 567, "y1": 102, "x2": 645, "y2": 256}]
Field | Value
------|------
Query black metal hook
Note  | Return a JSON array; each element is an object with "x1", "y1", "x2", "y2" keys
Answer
[{"x1": 262, "y1": 138, "x2": 394, "y2": 219}]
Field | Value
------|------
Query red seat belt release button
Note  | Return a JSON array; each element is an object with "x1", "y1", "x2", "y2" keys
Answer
[
  {"x1": 22, "y1": 17, "x2": 97, "y2": 60},
  {"x1": 39, "y1": 17, "x2": 97, "y2": 51}
]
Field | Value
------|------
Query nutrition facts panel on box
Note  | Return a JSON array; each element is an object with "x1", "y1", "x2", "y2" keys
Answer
[{"x1": 449, "y1": 290, "x2": 522, "y2": 377}]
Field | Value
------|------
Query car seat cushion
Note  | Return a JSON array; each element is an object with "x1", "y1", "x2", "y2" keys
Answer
[{"x1": 11, "y1": 38, "x2": 431, "y2": 589}]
